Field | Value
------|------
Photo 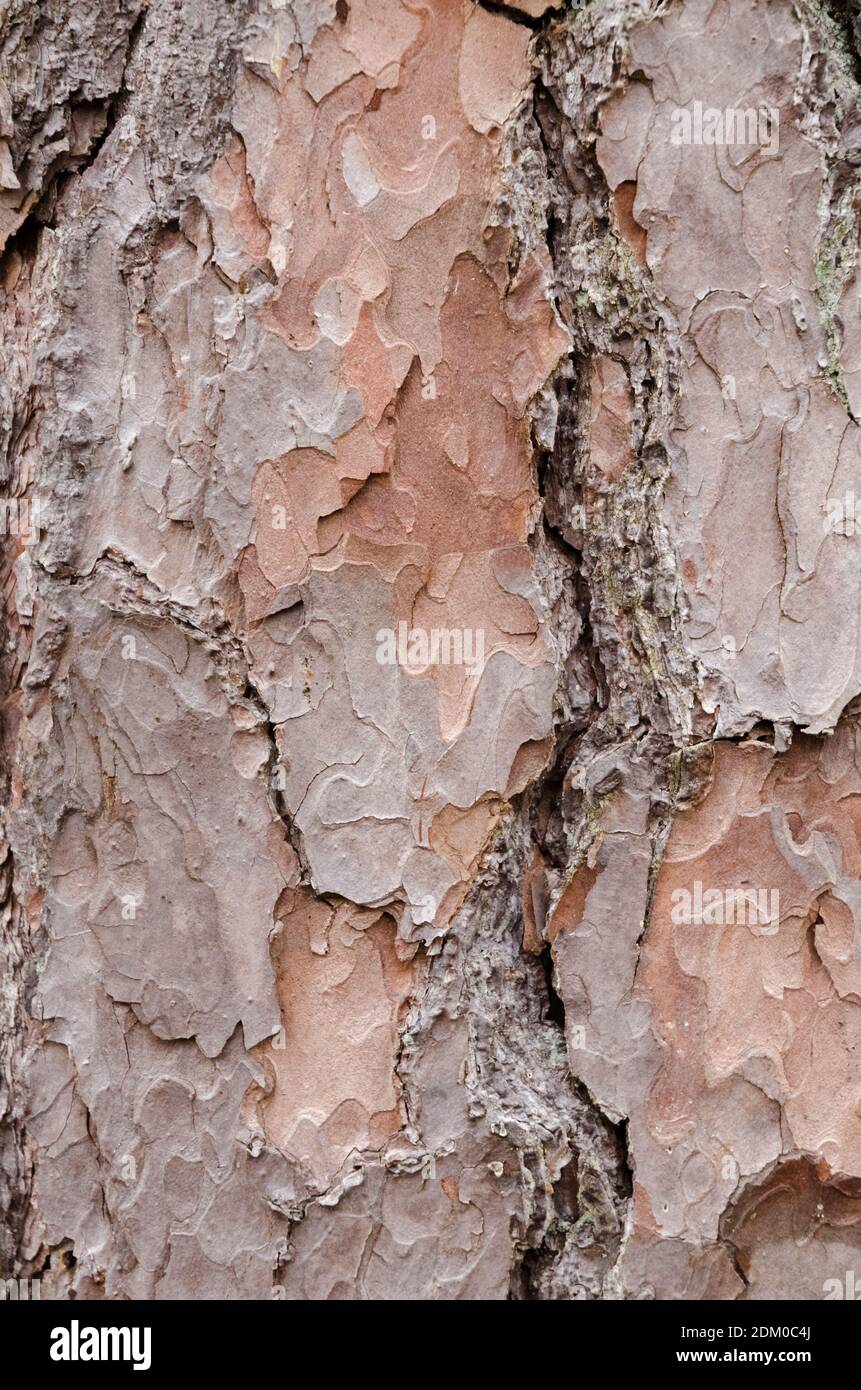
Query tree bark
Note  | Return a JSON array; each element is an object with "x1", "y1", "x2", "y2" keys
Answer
[{"x1": 2, "y1": 0, "x2": 861, "y2": 1300}]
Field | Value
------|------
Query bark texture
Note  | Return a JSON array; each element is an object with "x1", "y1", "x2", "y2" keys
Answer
[{"x1": 2, "y1": 0, "x2": 861, "y2": 1300}]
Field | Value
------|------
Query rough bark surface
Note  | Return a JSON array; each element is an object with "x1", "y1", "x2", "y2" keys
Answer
[{"x1": 1, "y1": 0, "x2": 861, "y2": 1301}]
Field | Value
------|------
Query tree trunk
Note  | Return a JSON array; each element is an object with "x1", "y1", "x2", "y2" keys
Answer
[{"x1": 2, "y1": 0, "x2": 861, "y2": 1300}]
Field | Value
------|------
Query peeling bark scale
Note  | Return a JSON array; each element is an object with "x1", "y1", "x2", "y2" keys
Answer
[{"x1": 1, "y1": 0, "x2": 861, "y2": 1303}]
